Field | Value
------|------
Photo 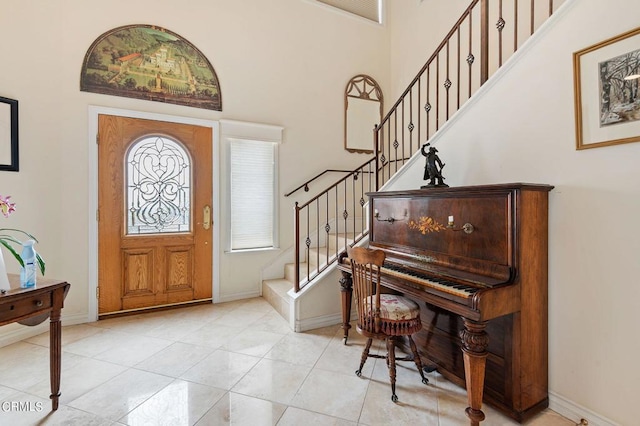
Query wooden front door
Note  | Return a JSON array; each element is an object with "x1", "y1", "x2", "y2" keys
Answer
[{"x1": 98, "y1": 115, "x2": 213, "y2": 316}]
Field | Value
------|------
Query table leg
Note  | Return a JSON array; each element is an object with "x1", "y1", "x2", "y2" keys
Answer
[
  {"x1": 49, "y1": 292, "x2": 63, "y2": 410},
  {"x1": 460, "y1": 318, "x2": 489, "y2": 426},
  {"x1": 339, "y1": 270, "x2": 352, "y2": 344}
]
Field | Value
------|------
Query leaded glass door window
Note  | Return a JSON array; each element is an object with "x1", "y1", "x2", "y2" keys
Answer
[{"x1": 126, "y1": 135, "x2": 191, "y2": 235}]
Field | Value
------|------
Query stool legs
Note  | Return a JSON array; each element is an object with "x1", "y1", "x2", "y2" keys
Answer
[
  {"x1": 356, "y1": 338, "x2": 373, "y2": 377},
  {"x1": 408, "y1": 335, "x2": 429, "y2": 384},
  {"x1": 387, "y1": 337, "x2": 398, "y2": 402},
  {"x1": 355, "y1": 334, "x2": 429, "y2": 403}
]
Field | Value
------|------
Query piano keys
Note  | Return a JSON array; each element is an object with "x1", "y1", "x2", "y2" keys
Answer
[
  {"x1": 381, "y1": 262, "x2": 481, "y2": 299},
  {"x1": 337, "y1": 183, "x2": 553, "y2": 425}
]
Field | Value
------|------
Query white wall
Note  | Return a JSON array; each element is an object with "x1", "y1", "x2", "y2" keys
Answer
[
  {"x1": 387, "y1": 0, "x2": 639, "y2": 424},
  {"x1": 0, "y1": 0, "x2": 388, "y2": 327},
  {"x1": 387, "y1": 0, "x2": 471, "y2": 99}
]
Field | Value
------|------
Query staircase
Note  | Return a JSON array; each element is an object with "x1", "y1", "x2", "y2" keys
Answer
[{"x1": 263, "y1": 0, "x2": 567, "y2": 330}]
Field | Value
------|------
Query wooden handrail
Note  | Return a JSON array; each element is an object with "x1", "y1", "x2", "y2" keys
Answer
[
  {"x1": 295, "y1": 159, "x2": 375, "y2": 210},
  {"x1": 285, "y1": 169, "x2": 360, "y2": 198}
]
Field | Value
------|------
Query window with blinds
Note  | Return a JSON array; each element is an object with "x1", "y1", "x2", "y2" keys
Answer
[
  {"x1": 229, "y1": 139, "x2": 277, "y2": 250},
  {"x1": 221, "y1": 119, "x2": 283, "y2": 252},
  {"x1": 315, "y1": 0, "x2": 382, "y2": 23}
]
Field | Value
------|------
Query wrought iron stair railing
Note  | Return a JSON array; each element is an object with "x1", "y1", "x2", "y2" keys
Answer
[{"x1": 292, "y1": 0, "x2": 565, "y2": 292}]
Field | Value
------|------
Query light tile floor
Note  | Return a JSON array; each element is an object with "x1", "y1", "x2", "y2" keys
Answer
[{"x1": 0, "y1": 298, "x2": 574, "y2": 425}]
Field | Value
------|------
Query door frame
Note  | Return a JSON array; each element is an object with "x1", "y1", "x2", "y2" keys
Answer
[{"x1": 88, "y1": 106, "x2": 220, "y2": 321}]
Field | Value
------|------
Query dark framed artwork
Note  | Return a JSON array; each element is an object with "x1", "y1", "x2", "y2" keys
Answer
[
  {"x1": 0, "y1": 96, "x2": 18, "y2": 172},
  {"x1": 573, "y1": 27, "x2": 640, "y2": 150},
  {"x1": 80, "y1": 24, "x2": 222, "y2": 111}
]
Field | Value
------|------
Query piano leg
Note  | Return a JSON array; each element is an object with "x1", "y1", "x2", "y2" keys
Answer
[
  {"x1": 339, "y1": 270, "x2": 353, "y2": 344},
  {"x1": 460, "y1": 319, "x2": 489, "y2": 426}
]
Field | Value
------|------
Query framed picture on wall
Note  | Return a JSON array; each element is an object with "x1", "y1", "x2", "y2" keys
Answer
[
  {"x1": 80, "y1": 25, "x2": 222, "y2": 111},
  {"x1": 0, "y1": 96, "x2": 18, "y2": 172},
  {"x1": 573, "y1": 27, "x2": 640, "y2": 150}
]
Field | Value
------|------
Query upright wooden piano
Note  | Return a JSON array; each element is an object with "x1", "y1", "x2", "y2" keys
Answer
[{"x1": 337, "y1": 183, "x2": 553, "y2": 425}]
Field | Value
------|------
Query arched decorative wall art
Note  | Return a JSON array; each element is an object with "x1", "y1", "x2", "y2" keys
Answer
[
  {"x1": 80, "y1": 25, "x2": 221, "y2": 111},
  {"x1": 345, "y1": 74, "x2": 383, "y2": 153}
]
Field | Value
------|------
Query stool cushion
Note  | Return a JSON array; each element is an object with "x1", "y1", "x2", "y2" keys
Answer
[
  {"x1": 377, "y1": 294, "x2": 420, "y2": 320},
  {"x1": 361, "y1": 294, "x2": 422, "y2": 336}
]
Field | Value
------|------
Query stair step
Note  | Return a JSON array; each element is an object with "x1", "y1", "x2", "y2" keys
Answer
[
  {"x1": 306, "y1": 249, "x2": 329, "y2": 267},
  {"x1": 265, "y1": 233, "x2": 359, "y2": 327},
  {"x1": 302, "y1": 234, "x2": 355, "y2": 254},
  {"x1": 284, "y1": 259, "x2": 338, "y2": 282},
  {"x1": 284, "y1": 262, "x2": 308, "y2": 282},
  {"x1": 327, "y1": 233, "x2": 356, "y2": 251},
  {"x1": 262, "y1": 278, "x2": 291, "y2": 322}
]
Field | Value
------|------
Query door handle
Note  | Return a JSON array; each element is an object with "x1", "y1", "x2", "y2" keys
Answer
[{"x1": 203, "y1": 205, "x2": 211, "y2": 230}]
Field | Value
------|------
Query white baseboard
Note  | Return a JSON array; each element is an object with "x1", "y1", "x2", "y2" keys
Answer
[
  {"x1": 61, "y1": 312, "x2": 91, "y2": 326},
  {"x1": 0, "y1": 312, "x2": 89, "y2": 348},
  {"x1": 0, "y1": 323, "x2": 49, "y2": 348},
  {"x1": 549, "y1": 390, "x2": 620, "y2": 426},
  {"x1": 217, "y1": 290, "x2": 261, "y2": 304},
  {"x1": 294, "y1": 312, "x2": 343, "y2": 333}
]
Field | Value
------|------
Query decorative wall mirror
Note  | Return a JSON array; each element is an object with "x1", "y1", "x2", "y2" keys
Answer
[{"x1": 345, "y1": 75, "x2": 383, "y2": 153}]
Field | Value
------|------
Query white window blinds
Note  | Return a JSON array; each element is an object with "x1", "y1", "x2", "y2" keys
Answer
[{"x1": 230, "y1": 139, "x2": 277, "y2": 250}]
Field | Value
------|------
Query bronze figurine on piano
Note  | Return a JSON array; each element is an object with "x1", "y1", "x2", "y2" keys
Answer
[{"x1": 420, "y1": 143, "x2": 448, "y2": 188}]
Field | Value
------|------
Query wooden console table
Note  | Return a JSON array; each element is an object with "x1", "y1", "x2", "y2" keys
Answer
[{"x1": 0, "y1": 275, "x2": 70, "y2": 410}]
